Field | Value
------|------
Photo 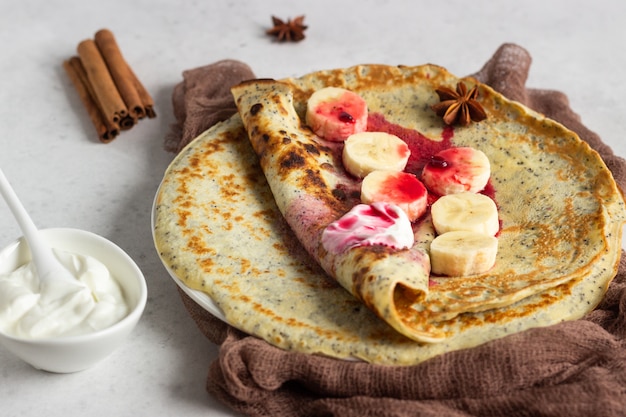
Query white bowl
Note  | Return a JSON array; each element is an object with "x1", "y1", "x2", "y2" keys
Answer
[{"x1": 0, "y1": 228, "x2": 147, "y2": 373}]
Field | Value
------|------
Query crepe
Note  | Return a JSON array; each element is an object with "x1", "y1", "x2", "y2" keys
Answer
[{"x1": 153, "y1": 64, "x2": 626, "y2": 364}]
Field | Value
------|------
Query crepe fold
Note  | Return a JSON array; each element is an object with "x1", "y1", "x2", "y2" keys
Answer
[
  {"x1": 158, "y1": 44, "x2": 626, "y2": 417},
  {"x1": 228, "y1": 64, "x2": 625, "y2": 344}
]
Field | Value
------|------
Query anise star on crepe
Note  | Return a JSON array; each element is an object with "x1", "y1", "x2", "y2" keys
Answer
[
  {"x1": 431, "y1": 82, "x2": 487, "y2": 126},
  {"x1": 266, "y1": 15, "x2": 308, "y2": 42}
]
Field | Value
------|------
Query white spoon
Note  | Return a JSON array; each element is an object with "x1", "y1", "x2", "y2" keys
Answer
[{"x1": 0, "y1": 168, "x2": 80, "y2": 287}]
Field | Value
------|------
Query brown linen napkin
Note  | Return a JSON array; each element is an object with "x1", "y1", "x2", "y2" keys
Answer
[
  {"x1": 168, "y1": 45, "x2": 626, "y2": 416},
  {"x1": 165, "y1": 59, "x2": 255, "y2": 153}
]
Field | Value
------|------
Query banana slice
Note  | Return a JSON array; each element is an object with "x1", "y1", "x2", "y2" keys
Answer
[
  {"x1": 342, "y1": 132, "x2": 410, "y2": 178},
  {"x1": 305, "y1": 87, "x2": 368, "y2": 141},
  {"x1": 430, "y1": 192, "x2": 499, "y2": 236},
  {"x1": 429, "y1": 231, "x2": 498, "y2": 276},
  {"x1": 421, "y1": 147, "x2": 490, "y2": 196},
  {"x1": 361, "y1": 170, "x2": 428, "y2": 222}
]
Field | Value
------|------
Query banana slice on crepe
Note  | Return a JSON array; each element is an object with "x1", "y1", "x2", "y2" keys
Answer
[
  {"x1": 342, "y1": 132, "x2": 410, "y2": 178},
  {"x1": 305, "y1": 87, "x2": 368, "y2": 141},
  {"x1": 431, "y1": 192, "x2": 499, "y2": 236},
  {"x1": 430, "y1": 231, "x2": 498, "y2": 276},
  {"x1": 361, "y1": 170, "x2": 428, "y2": 222},
  {"x1": 422, "y1": 147, "x2": 490, "y2": 195}
]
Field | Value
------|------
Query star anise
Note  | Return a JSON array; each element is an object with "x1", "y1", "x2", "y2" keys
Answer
[
  {"x1": 431, "y1": 82, "x2": 487, "y2": 126},
  {"x1": 266, "y1": 15, "x2": 308, "y2": 42}
]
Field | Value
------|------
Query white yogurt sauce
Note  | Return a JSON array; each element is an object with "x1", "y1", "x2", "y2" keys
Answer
[
  {"x1": 322, "y1": 202, "x2": 415, "y2": 254},
  {"x1": 0, "y1": 250, "x2": 129, "y2": 338}
]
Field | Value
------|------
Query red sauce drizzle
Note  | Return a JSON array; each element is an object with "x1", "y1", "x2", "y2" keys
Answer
[
  {"x1": 441, "y1": 125, "x2": 454, "y2": 141},
  {"x1": 338, "y1": 111, "x2": 355, "y2": 123},
  {"x1": 366, "y1": 112, "x2": 497, "y2": 203},
  {"x1": 337, "y1": 214, "x2": 358, "y2": 229},
  {"x1": 381, "y1": 173, "x2": 426, "y2": 203}
]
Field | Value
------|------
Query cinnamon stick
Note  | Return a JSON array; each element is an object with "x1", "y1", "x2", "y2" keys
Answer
[
  {"x1": 63, "y1": 57, "x2": 119, "y2": 142},
  {"x1": 94, "y1": 29, "x2": 146, "y2": 120},
  {"x1": 65, "y1": 29, "x2": 155, "y2": 142},
  {"x1": 128, "y1": 64, "x2": 156, "y2": 118},
  {"x1": 77, "y1": 39, "x2": 130, "y2": 127}
]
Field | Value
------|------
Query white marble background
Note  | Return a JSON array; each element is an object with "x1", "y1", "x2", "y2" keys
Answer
[{"x1": 1, "y1": 0, "x2": 624, "y2": 415}]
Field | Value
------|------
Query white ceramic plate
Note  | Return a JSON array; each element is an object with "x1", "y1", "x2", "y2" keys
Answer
[{"x1": 151, "y1": 186, "x2": 227, "y2": 321}]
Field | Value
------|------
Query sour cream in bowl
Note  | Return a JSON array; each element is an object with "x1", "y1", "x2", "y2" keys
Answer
[{"x1": 0, "y1": 228, "x2": 147, "y2": 373}]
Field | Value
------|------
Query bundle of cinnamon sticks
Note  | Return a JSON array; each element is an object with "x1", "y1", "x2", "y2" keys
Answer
[{"x1": 63, "y1": 29, "x2": 156, "y2": 143}]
